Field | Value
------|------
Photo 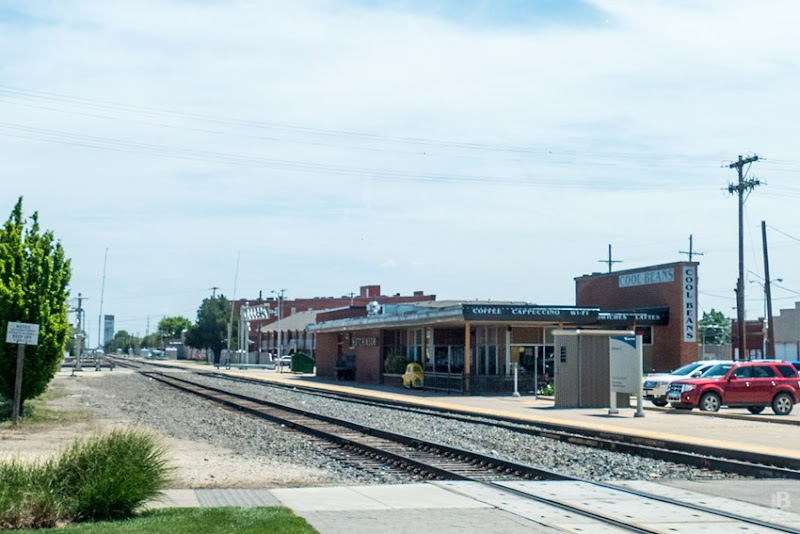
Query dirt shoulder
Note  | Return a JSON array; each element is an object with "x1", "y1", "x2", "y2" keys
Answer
[{"x1": 0, "y1": 369, "x2": 387, "y2": 489}]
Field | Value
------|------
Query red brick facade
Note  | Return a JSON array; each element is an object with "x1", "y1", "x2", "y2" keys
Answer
[
  {"x1": 575, "y1": 262, "x2": 699, "y2": 372},
  {"x1": 315, "y1": 327, "x2": 383, "y2": 383}
]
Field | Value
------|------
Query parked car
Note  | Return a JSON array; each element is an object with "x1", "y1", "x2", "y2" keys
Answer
[
  {"x1": 402, "y1": 362, "x2": 424, "y2": 389},
  {"x1": 643, "y1": 360, "x2": 731, "y2": 407},
  {"x1": 667, "y1": 360, "x2": 800, "y2": 415}
]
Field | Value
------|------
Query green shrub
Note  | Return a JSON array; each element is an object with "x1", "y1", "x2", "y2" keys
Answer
[
  {"x1": 54, "y1": 429, "x2": 172, "y2": 522},
  {"x1": 0, "y1": 459, "x2": 66, "y2": 530},
  {"x1": 384, "y1": 352, "x2": 408, "y2": 374},
  {"x1": 0, "y1": 429, "x2": 172, "y2": 528}
]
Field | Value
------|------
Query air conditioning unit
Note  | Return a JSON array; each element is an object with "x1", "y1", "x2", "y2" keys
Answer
[{"x1": 367, "y1": 301, "x2": 383, "y2": 316}]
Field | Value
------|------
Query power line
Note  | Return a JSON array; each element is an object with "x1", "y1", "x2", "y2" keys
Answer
[
  {"x1": 767, "y1": 224, "x2": 800, "y2": 243},
  {"x1": 0, "y1": 120, "x2": 715, "y2": 190},
  {"x1": 0, "y1": 84, "x2": 731, "y2": 163},
  {"x1": 10, "y1": 83, "x2": 800, "y2": 173}
]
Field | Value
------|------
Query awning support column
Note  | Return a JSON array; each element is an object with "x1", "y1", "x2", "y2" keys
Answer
[{"x1": 464, "y1": 321, "x2": 471, "y2": 394}]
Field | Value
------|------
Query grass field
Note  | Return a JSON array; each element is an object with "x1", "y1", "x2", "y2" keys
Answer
[
  {"x1": 0, "y1": 383, "x2": 87, "y2": 426},
  {"x1": 8, "y1": 508, "x2": 319, "y2": 534}
]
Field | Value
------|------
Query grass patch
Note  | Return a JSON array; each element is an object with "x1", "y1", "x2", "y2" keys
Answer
[
  {"x1": 0, "y1": 384, "x2": 88, "y2": 426},
  {"x1": 0, "y1": 429, "x2": 173, "y2": 529},
  {"x1": 0, "y1": 459, "x2": 65, "y2": 529},
  {"x1": 7, "y1": 507, "x2": 319, "y2": 533}
]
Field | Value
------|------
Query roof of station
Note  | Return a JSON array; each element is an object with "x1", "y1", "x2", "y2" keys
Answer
[
  {"x1": 258, "y1": 307, "x2": 349, "y2": 333},
  {"x1": 307, "y1": 301, "x2": 669, "y2": 334}
]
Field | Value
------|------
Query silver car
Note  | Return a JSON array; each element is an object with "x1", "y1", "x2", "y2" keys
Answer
[{"x1": 643, "y1": 360, "x2": 732, "y2": 407}]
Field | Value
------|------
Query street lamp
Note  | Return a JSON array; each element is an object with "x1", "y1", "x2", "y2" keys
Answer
[{"x1": 271, "y1": 289, "x2": 286, "y2": 370}]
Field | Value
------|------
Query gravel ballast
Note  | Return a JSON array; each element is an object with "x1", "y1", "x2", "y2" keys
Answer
[{"x1": 25, "y1": 368, "x2": 741, "y2": 489}]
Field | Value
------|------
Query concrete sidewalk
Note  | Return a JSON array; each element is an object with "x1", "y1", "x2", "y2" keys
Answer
[
  {"x1": 148, "y1": 480, "x2": 800, "y2": 533},
  {"x1": 149, "y1": 483, "x2": 556, "y2": 533}
]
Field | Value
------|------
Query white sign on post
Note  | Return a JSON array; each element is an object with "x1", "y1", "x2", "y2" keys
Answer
[
  {"x1": 609, "y1": 335, "x2": 639, "y2": 393},
  {"x1": 8, "y1": 321, "x2": 39, "y2": 426},
  {"x1": 6, "y1": 322, "x2": 40, "y2": 346},
  {"x1": 242, "y1": 305, "x2": 269, "y2": 321}
]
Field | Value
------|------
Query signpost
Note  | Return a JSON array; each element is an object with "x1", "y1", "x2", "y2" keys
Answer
[
  {"x1": 6, "y1": 321, "x2": 40, "y2": 426},
  {"x1": 609, "y1": 334, "x2": 644, "y2": 417}
]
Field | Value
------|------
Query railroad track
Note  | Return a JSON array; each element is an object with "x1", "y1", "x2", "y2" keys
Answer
[
  {"x1": 198, "y1": 368, "x2": 800, "y2": 478},
  {"x1": 112, "y1": 357, "x2": 800, "y2": 477},
  {"x1": 140, "y1": 370, "x2": 800, "y2": 534},
  {"x1": 142, "y1": 371, "x2": 569, "y2": 482}
]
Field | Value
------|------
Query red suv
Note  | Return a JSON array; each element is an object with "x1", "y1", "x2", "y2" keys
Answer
[{"x1": 667, "y1": 361, "x2": 800, "y2": 415}]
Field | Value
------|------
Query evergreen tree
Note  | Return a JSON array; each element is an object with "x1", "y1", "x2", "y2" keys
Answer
[
  {"x1": 104, "y1": 330, "x2": 138, "y2": 354},
  {"x1": 699, "y1": 309, "x2": 731, "y2": 344},
  {"x1": 0, "y1": 197, "x2": 71, "y2": 414},
  {"x1": 157, "y1": 316, "x2": 192, "y2": 341},
  {"x1": 184, "y1": 296, "x2": 236, "y2": 364}
]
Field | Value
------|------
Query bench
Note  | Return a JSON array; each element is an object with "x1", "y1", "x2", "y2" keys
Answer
[{"x1": 335, "y1": 354, "x2": 356, "y2": 381}]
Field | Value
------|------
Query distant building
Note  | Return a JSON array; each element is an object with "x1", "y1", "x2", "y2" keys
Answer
[
  {"x1": 238, "y1": 285, "x2": 435, "y2": 357},
  {"x1": 773, "y1": 302, "x2": 800, "y2": 359},
  {"x1": 730, "y1": 319, "x2": 765, "y2": 360}
]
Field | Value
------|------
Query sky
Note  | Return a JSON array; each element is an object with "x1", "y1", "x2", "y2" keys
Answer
[{"x1": 2, "y1": 0, "x2": 800, "y2": 344}]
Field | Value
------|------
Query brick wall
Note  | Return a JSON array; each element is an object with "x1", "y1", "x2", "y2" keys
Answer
[{"x1": 575, "y1": 262, "x2": 699, "y2": 372}]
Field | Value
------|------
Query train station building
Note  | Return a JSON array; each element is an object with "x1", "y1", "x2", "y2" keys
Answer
[{"x1": 305, "y1": 261, "x2": 699, "y2": 394}]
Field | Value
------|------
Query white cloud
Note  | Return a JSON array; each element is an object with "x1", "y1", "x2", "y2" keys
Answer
[{"x1": 1, "y1": 0, "x2": 799, "y2": 338}]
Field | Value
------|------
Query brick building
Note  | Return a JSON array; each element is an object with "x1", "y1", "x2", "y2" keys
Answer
[
  {"x1": 243, "y1": 285, "x2": 435, "y2": 357},
  {"x1": 774, "y1": 302, "x2": 800, "y2": 360},
  {"x1": 574, "y1": 261, "x2": 699, "y2": 372}
]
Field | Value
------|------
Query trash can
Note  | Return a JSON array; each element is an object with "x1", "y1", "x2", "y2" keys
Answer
[{"x1": 291, "y1": 353, "x2": 315, "y2": 374}]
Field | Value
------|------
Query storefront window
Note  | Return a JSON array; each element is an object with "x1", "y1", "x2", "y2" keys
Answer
[
  {"x1": 450, "y1": 347, "x2": 464, "y2": 373},
  {"x1": 475, "y1": 327, "x2": 499, "y2": 375},
  {"x1": 434, "y1": 346, "x2": 449, "y2": 372},
  {"x1": 433, "y1": 345, "x2": 464, "y2": 373},
  {"x1": 406, "y1": 329, "x2": 423, "y2": 363}
]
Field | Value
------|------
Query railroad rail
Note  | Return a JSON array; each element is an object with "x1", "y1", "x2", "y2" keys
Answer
[
  {"x1": 142, "y1": 371, "x2": 569, "y2": 482},
  {"x1": 140, "y1": 369, "x2": 800, "y2": 534},
  {"x1": 111, "y1": 357, "x2": 800, "y2": 477},
  {"x1": 204, "y1": 369, "x2": 800, "y2": 477}
]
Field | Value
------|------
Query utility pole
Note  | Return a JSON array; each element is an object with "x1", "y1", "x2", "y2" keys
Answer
[
  {"x1": 210, "y1": 286, "x2": 219, "y2": 298},
  {"x1": 73, "y1": 293, "x2": 86, "y2": 374},
  {"x1": 728, "y1": 154, "x2": 761, "y2": 360},
  {"x1": 226, "y1": 252, "x2": 241, "y2": 366},
  {"x1": 97, "y1": 247, "x2": 108, "y2": 349},
  {"x1": 761, "y1": 221, "x2": 776, "y2": 359},
  {"x1": 679, "y1": 235, "x2": 704, "y2": 262},
  {"x1": 598, "y1": 244, "x2": 623, "y2": 273},
  {"x1": 272, "y1": 289, "x2": 286, "y2": 362}
]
